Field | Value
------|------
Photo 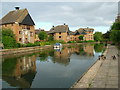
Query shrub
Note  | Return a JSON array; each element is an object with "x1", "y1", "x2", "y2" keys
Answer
[
  {"x1": 2, "y1": 29, "x2": 18, "y2": 49},
  {"x1": 26, "y1": 43, "x2": 35, "y2": 47},
  {"x1": 34, "y1": 41, "x2": 40, "y2": 46},
  {"x1": 78, "y1": 40, "x2": 94, "y2": 43},
  {"x1": 67, "y1": 41, "x2": 76, "y2": 43}
]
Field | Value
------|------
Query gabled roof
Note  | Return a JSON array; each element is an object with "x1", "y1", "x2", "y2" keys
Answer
[
  {"x1": 74, "y1": 28, "x2": 94, "y2": 35},
  {"x1": 77, "y1": 28, "x2": 94, "y2": 32},
  {"x1": 49, "y1": 25, "x2": 69, "y2": 33},
  {"x1": 35, "y1": 29, "x2": 49, "y2": 34},
  {"x1": 69, "y1": 31, "x2": 75, "y2": 35},
  {"x1": 0, "y1": 8, "x2": 35, "y2": 25}
]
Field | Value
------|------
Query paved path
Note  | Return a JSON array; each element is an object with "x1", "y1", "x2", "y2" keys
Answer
[{"x1": 71, "y1": 45, "x2": 119, "y2": 88}]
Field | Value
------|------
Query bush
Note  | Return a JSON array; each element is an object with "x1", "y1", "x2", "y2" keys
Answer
[
  {"x1": 67, "y1": 41, "x2": 76, "y2": 43},
  {"x1": 26, "y1": 43, "x2": 36, "y2": 47},
  {"x1": 78, "y1": 40, "x2": 94, "y2": 43},
  {"x1": 2, "y1": 36, "x2": 17, "y2": 49},
  {"x1": 34, "y1": 41, "x2": 40, "y2": 46},
  {"x1": 2, "y1": 29, "x2": 18, "y2": 49}
]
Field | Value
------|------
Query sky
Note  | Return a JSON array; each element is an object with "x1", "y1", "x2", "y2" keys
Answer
[{"x1": 1, "y1": 2, "x2": 119, "y2": 33}]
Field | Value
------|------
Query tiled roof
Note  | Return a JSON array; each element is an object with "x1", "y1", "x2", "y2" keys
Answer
[
  {"x1": 49, "y1": 25, "x2": 69, "y2": 33},
  {"x1": 74, "y1": 28, "x2": 94, "y2": 35},
  {"x1": 69, "y1": 31, "x2": 75, "y2": 35},
  {"x1": 77, "y1": 28, "x2": 94, "y2": 32},
  {"x1": 35, "y1": 29, "x2": 49, "y2": 34},
  {"x1": 0, "y1": 8, "x2": 35, "y2": 25}
]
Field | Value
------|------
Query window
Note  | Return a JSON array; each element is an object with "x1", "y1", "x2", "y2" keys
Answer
[
  {"x1": 60, "y1": 52, "x2": 61, "y2": 54},
  {"x1": 59, "y1": 32, "x2": 61, "y2": 34},
  {"x1": 19, "y1": 38, "x2": 22, "y2": 41},
  {"x1": 59, "y1": 36, "x2": 61, "y2": 38},
  {"x1": 26, "y1": 38, "x2": 27, "y2": 40},
  {"x1": 5, "y1": 24, "x2": 7, "y2": 27},
  {"x1": 27, "y1": 26, "x2": 30, "y2": 30},
  {"x1": 20, "y1": 66, "x2": 23, "y2": 70},
  {"x1": 19, "y1": 31, "x2": 22, "y2": 34},
  {"x1": 30, "y1": 32, "x2": 33, "y2": 37},
  {"x1": 22, "y1": 26, "x2": 25, "y2": 29}
]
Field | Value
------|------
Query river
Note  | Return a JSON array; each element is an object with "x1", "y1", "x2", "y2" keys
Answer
[{"x1": 2, "y1": 43, "x2": 106, "y2": 88}]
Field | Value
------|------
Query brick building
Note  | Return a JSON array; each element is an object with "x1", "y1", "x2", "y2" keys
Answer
[
  {"x1": 74, "y1": 28, "x2": 94, "y2": 41},
  {"x1": 48, "y1": 24, "x2": 70, "y2": 42},
  {"x1": 115, "y1": 13, "x2": 120, "y2": 22},
  {"x1": 48, "y1": 24, "x2": 94, "y2": 42},
  {"x1": 0, "y1": 7, "x2": 35, "y2": 44}
]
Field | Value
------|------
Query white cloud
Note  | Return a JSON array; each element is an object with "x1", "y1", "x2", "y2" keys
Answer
[{"x1": 1, "y1": 2, "x2": 118, "y2": 33}]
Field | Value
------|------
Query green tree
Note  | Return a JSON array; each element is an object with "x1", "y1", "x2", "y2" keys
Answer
[
  {"x1": 38, "y1": 31, "x2": 47, "y2": 40},
  {"x1": 103, "y1": 31, "x2": 111, "y2": 41},
  {"x1": 78, "y1": 35, "x2": 84, "y2": 41},
  {"x1": 48, "y1": 35, "x2": 54, "y2": 41},
  {"x1": 110, "y1": 22, "x2": 120, "y2": 44},
  {"x1": 2, "y1": 29, "x2": 18, "y2": 49},
  {"x1": 94, "y1": 32, "x2": 103, "y2": 41}
]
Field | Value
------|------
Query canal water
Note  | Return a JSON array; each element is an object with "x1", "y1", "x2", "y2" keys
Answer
[{"x1": 2, "y1": 44, "x2": 106, "y2": 88}]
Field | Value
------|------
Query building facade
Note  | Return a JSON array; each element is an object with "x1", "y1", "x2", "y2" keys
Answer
[
  {"x1": 49, "y1": 24, "x2": 70, "y2": 42},
  {"x1": 74, "y1": 28, "x2": 94, "y2": 41},
  {"x1": 115, "y1": 13, "x2": 120, "y2": 22},
  {"x1": 0, "y1": 7, "x2": 35, "y2": 44},
  {"x1": 48, "y1": 24, "x2": 94, "y2": 42}
]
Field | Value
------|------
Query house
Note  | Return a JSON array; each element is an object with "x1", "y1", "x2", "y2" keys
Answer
[
  {"x1": 73, "y1": 27, "x2": 94, "y2": 41},
  {"x1": 115, "y1": 13, "x2": 120, "y2": 22},
  {"x1": 48, "y1": 24, "x2": 94, "y2": 42},
  {"x1": 49, "y1": 24, "x2": 70, "y2": 42},
  {"x1": 0, "y1": 7, "x2": 35, "y2": 44},
  {"x1": 69, "y1": 31, "x2": 76, "y2": 41}
]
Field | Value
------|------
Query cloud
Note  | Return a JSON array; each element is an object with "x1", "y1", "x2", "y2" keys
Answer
[{"x1": 1, "y1": 2, "x2": 118, "y2": 33}]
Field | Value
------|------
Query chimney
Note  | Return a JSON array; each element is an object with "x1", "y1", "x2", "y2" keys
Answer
[
  {"x1": 64, "y1": 23, "x2": 66, "y2": 25},
  {"x1": 15, "y1": 6, "x2": 20, "y2": 10}
]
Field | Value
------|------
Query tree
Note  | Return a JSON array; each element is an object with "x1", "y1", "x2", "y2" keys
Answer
[
  {"x1": 48, "y1": 35, "x2": 54, "y2": 41},
  {"x1": 38, "y1": 31, "x2": 47, "y2": 40},
  {"x1": 2, "y1": 28, "x2": 18, "y2": 49},
  {"x1": 110, "y1": 22, "x2": 120, "y2": 44},
  {"x1": 78, "y1": 35, "x2": 84, "y2": 41},
  {"x1": 103, "y1": 31, "x2": 111, "y2": 41},
  {"x1": 94, "y1": 32, "x2": 103, "y2": 41}
]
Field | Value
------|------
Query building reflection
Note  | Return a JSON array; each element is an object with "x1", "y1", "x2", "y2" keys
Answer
[
  {"x1": 2, "y1": 44, "x2": 95, "y2": 88},
  {"x1": 83, "y1": 44, "x2": 94, "y2": 56},
  {"x1": 52, "y1": 44, "x2": 94, "y2": 66},
  {"x1": 2, "y1": 55, "x2": 36, "y2": 88},
  {"x1": 52, "y1": 47, "x2": 71, "y2": 66}
]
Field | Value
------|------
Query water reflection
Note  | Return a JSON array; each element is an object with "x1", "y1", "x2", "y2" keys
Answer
[
  {"x1": 2, "y1": 55, "x2": 36, "y2": 88},
  {"x1": 2, "y1": 44, "x2": 106, "y2": 88}
]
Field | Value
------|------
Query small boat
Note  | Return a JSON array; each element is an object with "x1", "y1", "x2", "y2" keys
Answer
[{"x1": 54, "y1": 43, "x2": 62, "y2": 49}]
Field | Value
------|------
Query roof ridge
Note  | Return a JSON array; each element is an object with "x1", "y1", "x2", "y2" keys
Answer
[{"x1": 16, "y1": 8, "x2": 28, "y2": 23}]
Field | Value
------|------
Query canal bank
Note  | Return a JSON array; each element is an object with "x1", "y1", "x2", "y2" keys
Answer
[
  {"x1": 0, "y1": 42, "x2": 100, "y2": 55},
  {"x1": 71, "y1": 44, "x2": 119, "y2": 88}
]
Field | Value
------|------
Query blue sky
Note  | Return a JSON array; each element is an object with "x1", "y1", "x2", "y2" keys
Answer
[{"x1": 1, "y1": 2, "x2": 118, "y2": 33}]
